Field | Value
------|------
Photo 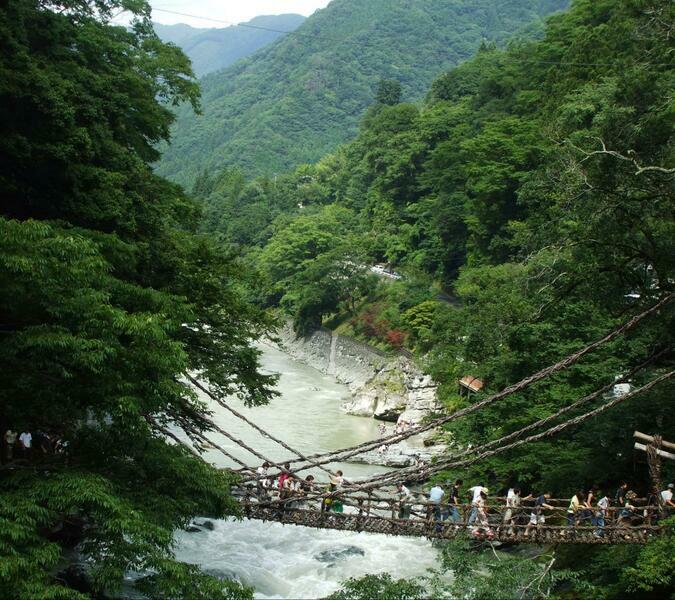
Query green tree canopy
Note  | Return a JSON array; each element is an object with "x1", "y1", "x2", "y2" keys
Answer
[
  {"x1": 375, "y1": 78, "x2": 403, "y2": 105},
  {"x1": 0, "y1": 1, "x2": 275, "y2": 597}
]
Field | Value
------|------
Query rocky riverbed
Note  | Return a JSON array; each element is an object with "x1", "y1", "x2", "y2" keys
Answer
[{"x1": 269, "y1": 325, "x2": 447, "y2": 466}]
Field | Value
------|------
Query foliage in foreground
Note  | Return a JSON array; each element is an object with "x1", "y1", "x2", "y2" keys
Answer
[
  {"x1": 326, "y1": 573, "x2": 426, "y2": 600},
  {"x1": 327, "y1": 539, "x2": 577, "y2": 600},
  {"x1": 331, "y1": 529, "x2": 675, "y2": 600},
  {"x1": 0, "y1": 0, "x2": 274, "y2": 597},
  {"x1": 434, "y1": 539, "x2": 577, "y2": 600}
]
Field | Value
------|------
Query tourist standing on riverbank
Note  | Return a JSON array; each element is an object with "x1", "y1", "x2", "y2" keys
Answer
[{"x1": 3, "y1": 428, "x2": 17, "y2": 462}]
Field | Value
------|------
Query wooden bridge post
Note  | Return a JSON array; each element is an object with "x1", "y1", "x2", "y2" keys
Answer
[
  {"x1": 634, "y1": 430, "x2": 675, "y2": 518},
  {"x1": 647, "y1": 435, "x2": 663, "y2": 514}
]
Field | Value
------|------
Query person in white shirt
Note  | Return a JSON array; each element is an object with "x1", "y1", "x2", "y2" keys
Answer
[
  {"x1": 256, "y1": 462, "x2": 271, "y2": 495},
  {"x1": 661, "y1": 484, "x2": 674, "y2": 507},
  {"x1": 503, "y1": 487, "x2": 531, "y2": 534},
  {"x1": 19, "y1": 431, "x2": 32, "y2": 460},
  {"x1": 469, "y1": 485, "x2": 488, "y2": 503},
  {"x1": 396, "y1": 483, "x2": 412, "y2": 519},
  {"x1": 594, "y1": 492, "x2": 610, "y2": 537},
  {"x1": 467, "y1": 485, "x2": 488, "y2": 524},
  {"x1": 331, "y1": 470, "x2": 346, "y2": 487}
]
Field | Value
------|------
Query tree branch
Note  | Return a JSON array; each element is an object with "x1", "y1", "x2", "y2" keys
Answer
[{"x1": 564, "y1": 137, "x2": 674, "y2": 176}]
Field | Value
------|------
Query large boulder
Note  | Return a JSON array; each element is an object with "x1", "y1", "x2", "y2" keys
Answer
[{"x1": 314, "y1": 545, "x2": 365, "y2": 563}]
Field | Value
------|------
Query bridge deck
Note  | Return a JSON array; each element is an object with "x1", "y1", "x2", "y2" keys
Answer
[{"x1": 243, "y1": 504, "x2": 659, "y2": 545}]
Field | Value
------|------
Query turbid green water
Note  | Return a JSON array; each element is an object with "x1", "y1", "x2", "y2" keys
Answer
[{"x1": 175, "y1": 344, "x2": 439, "y2": 599}]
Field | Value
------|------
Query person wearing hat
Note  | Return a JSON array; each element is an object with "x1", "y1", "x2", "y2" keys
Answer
[{"x1": 467, "y1": 484, "x2": 488, "y2": 525}]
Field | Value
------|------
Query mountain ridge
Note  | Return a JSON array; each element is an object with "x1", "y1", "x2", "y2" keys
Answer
[
  {"x1": 158, "y1": 0, "x2": 569, "y2": 186},
  {"x1": 153, "y1": 14, "x2": 306, "y2": 77}
]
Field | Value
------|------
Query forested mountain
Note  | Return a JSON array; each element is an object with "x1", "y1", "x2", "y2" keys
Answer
[
  {"x1": 153, "y1": 14, "x2": 306, "y2": 77},
  {"x1": 196, "y1": 0, "x2": 674, "y2": 592},
  {"x1": 157, "y1": 0, "x2": 569, "y2": 185}
]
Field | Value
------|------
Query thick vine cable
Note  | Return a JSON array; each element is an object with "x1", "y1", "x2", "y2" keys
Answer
[
  {"x1": 253, "y1": 368, "x2": 674, "y2": 504},
  {"x1": 247, "y1": 293, "x2": 673, "y2": 481},
  {"x1": 354, "y1": 349, "x2": 668, "y2": 488},
  {"x1": 150, "y1": 295, "x2": 671, "y2": 501},
  {"x1": 186, "y1": 374, "x2": 339, "y2": 480},
  {"x1": 145, "y1": 414, "x2": 253, "y2": 469},
  {"x1": 422, "y1": 369, "x2": 675, "y2": 478}
]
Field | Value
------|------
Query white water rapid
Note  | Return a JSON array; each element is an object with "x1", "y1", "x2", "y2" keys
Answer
[{"x1": 174, "y1": 344, "x2": 439, "y2": 598}]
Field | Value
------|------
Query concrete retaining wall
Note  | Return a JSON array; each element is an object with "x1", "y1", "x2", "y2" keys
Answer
[{"x1": 274, "y1": 323, "x2": 440, "y2": 425}]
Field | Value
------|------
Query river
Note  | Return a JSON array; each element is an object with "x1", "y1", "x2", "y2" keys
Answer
[{"x1": 174, "y1": 344, "x2": 440, "y2": 598}]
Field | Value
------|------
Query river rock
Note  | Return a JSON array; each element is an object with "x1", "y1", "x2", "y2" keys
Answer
[
  {"x1": 204, "y1": 567, "x2": 239, "y2": 581},
  {"x1": 314, "y1": 545, "x2": 365, "y2": 563},
  {"x1": 186, "y1": 519, "x2": 216, "y2": 532},
  {"x1": 350, "y1": 442, "x2": 448, "y2": 467},
  {"x1": 270, "y1": 325, "x2": 442, "y2": 427}
]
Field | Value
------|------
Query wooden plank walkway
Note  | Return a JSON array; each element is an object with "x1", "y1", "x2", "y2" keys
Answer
[{"x1": 243, "y1": 504, "x2": 661, "y2": 545}]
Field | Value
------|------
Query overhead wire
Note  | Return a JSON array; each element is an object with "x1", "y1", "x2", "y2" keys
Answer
[
  {"x1": 148, "y1": 7, "x2": 673, "y2": 68},
  {"x1": 150, "y1": 7, "x2": 300, "y2": 34}
]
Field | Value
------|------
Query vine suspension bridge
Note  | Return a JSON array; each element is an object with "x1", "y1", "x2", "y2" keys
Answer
[{"x1": 152, "y1": 294, "x2": 674, "y2": 545}]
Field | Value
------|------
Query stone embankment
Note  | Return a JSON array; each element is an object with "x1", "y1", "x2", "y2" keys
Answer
[{"x1": 271, "y1": 324, "x2": 446, "y2": 465}]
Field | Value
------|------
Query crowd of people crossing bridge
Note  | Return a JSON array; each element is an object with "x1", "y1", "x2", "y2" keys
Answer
[{"x1": 248, "y1": 461, "x2": 673, "y2": 542}]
